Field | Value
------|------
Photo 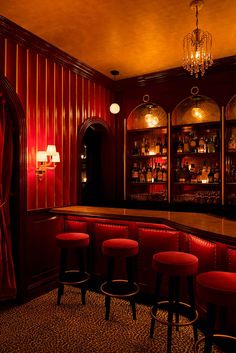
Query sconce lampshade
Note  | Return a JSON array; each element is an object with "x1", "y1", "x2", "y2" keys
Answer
[
  {"x1": 51, "y1": 152, "x2": 60, "y2": 163},
  {"x1": 36, "y1": 151, "x2": 47, "y2": 162},
  {"x1": 46, "y1": 145, "x2": 57, "y2": 155}
]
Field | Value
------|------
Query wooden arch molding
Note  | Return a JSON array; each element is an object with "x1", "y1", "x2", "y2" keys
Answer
[{"x1": 0, "y1": 72, "x2": 27, "y2": 301}]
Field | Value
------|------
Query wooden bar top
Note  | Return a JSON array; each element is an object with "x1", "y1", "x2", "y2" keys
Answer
[{"x1": 51, "y1": 206, "x2": 236, "y2": 243}]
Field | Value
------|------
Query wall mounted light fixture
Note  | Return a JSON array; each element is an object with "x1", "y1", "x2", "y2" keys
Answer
[
  {"x1": 35, "y1": 145, "x2": 60, "y2": 180},
  {"x1": 109, "y1": 70, "x2": 120, "y2": 114}
]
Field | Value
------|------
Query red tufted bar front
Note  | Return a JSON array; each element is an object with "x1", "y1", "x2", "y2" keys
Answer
[{"x1": 51, "y1": 209, "x2": 236, "y2": 334}]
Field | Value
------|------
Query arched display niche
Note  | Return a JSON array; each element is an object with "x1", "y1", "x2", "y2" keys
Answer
[
  {"x1": 125, "y1": 96, "x2": 168, "y2": 204},
  {"x1": 78, "y1": 118, "x2": 115, "y2": 205},
  {"x1": 171, "y1": 87, "x2": 221, "y2": 208},
  {"x1": 172, "y1": 87, "x2": 221, "y2": 126},
  {"x1": 0, "y1": 72, "x2": 27, "y2": 302}
]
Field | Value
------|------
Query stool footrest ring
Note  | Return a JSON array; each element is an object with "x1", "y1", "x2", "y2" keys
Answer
[
  {"x1": 194, "y1": 334, "x2": 236, "y2": 353},
  {"x1": 151, "y1": 300, "x2": 198, "y2": 327},
  {"x1": 59, "y1": 270, "x2": 90, "y2": 285},
  {"x1": 100, "y1": 279, "x2": 139, "y2": 298}
]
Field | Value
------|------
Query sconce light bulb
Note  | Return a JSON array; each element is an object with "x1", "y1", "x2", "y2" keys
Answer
[{"x1": 110, "y1": 103, "x2": 120, "y2": 114}]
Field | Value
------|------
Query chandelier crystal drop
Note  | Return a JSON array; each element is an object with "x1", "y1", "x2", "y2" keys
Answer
[{"x1": 183, "y1": 0, "x2": 213, "y2": 78}]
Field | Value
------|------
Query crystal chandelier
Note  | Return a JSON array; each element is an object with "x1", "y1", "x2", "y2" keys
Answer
[{"x1": 183, "y1": 0, "x2": 213, "y2": 78}]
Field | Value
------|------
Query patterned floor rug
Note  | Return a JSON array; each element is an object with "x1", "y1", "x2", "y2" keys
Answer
[{"x1": 0, "y1": 287, "x2": 225, "y2": 353}]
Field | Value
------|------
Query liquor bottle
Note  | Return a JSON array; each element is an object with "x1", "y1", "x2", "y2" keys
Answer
[
  {"x1": 178, "y1": 164, "x2": 186, "y2": 183},
  {"x1": 139, "y1": 165, "x2": 146, "y2": 183},
  {"x1": 157, "y1": 163, "x2": 163, "y2": 182},
  {"x1": 131, "y1": 162, "x2": 139, "y2": 182},
  {"x1": 214, "y1": 162, "x2": 220, "y2": 183},
  {"x1": 189, "y1": 132, "x2": 197, "y2": 153},
  {"x1": 132, "y1": 140, "x2": 139, "y2": 156},
  {"x1": 183, "y1": 161, "x2": 190, "y2": 182},
  {"x1": 208, "y1": 167, "x2": 214, "y2": 183},
  {"x1": 197, "y1": 168, "x2": 202, "y2": 183},
  {"x1": 141, "y1": 138, "x2": 145, "y2": 156},
  {"x1": 155, "y1": 137, "x2": 161, "y2": 154},
  {"x1": 152, "y1": 162, "x2": 158, "y2": 182},
  {"x1": 201, "y1": 161, "x2": 208, "y2": 183},
  {"x1": 144, "y1": 137, "x2": 150, "y2": 155},
  {"x1": 198, "y1": 136, "x2": 206, "y2": 153},
  {"x1": 175, "y1": 159, "x2": 181, "y2": 182},
  {"x1": 162, "y1": 136, "x2": 168, "y2": 154},
  {"x1": 146, "y1": 163, "x2": 153, "y2": 182},
  {"x1": 190, "y1": 163, "x2": 197, "y2": 183},
  {"x1": 177, "y1": 135, "x2": 183, "y2": 153},
  {"x1": 207, "y1": 137, "x2": 215, "y2": 153},
  {"x1": 162, "y1": 163, "x2": 167, "y2": 182},
  {"x1": 183, "y1": 135, "x2": 190, "y2": 153}
]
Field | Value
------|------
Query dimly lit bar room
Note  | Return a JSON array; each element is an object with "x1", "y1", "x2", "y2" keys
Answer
[{"x1": 1, "y1": 1, "x2": 236, "y2": 352}]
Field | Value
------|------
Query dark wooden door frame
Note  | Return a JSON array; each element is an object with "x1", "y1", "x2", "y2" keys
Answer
[{"x1": 77, "y1": 118, "x2": 115, "y2": 205}]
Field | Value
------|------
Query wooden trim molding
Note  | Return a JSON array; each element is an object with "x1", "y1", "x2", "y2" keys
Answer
[
  {"x1": 118, "y1": 55, "x2": 236, "y2": 88},
  {"x1": 0, "y1": 15, "x2": 112, "y2": 86}
]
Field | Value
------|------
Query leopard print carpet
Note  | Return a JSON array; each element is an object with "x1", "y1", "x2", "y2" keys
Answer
[{"x1": 0, "y1": 287, "x2": 224, "y2": 353}]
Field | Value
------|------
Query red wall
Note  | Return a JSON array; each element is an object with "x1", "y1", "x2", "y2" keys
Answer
[{"x1": 0, "y1": 20, "x2": 113, "y2": 210}]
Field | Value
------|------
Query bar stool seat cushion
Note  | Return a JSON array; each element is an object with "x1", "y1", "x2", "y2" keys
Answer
[
  {"x1": 152, "y1": 251, "x2": 198, "y2": 276},
  {"x1": 56, "y1": 232, "x2": 90, "y2": 248},
  {"x1": 196, "y1": 271, "x2": 236, "y2": 306},
  {"x1": 102, "y1": 238, "x2": 139, "y2": 257}
]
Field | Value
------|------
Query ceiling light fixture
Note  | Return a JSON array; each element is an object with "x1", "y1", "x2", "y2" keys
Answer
[
  {"x1": 183, "y1": 0, "x2": 213, "y2": 78},
  {"x1": 109, "y1": 70, "x2": 120, "y2": 114},
  {"x1": 143, "y1": 95, "x2": 159, "y2": 127}
]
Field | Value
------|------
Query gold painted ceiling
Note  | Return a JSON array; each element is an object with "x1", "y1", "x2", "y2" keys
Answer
[{"x1": 0, "y1": 0, "x2": 235, "y2": 79}]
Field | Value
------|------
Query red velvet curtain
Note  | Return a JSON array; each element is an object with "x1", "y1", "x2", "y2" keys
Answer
[{"x1": 0, "y1": 92, "x2": 16, "y2": 300}]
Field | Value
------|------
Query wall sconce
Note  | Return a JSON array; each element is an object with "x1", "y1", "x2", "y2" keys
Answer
[{"x1": 35, "y1": 145, "x2": 60, "y2": 180}]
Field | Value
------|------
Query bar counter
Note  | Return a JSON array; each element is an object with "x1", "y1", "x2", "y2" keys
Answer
[{"x1": 51, "y1": 205, "x2": 236, "y2": 244}]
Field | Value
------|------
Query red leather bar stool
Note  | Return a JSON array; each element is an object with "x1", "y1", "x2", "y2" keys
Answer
[
  {"x1": 150, "y1": 251, "x2": 199, "y2": 353},
  {"x1": 195, "y1": 271, "x2": 236, "y2": 353},
  {"x1": 56, "y1": 232, "x2": 90, "y2": 305},
  {"x1": 100, "y1": 238, "x2": 139, "y2": 320}
]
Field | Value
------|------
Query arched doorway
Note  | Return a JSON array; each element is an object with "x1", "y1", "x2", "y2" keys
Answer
[{"x1": 78, "y1": 118, "x2": 115, "y2": 205}]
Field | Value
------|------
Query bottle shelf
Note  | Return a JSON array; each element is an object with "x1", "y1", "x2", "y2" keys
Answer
[
  {"x1": 175, "y1": 152, "x2": 219, "y2": 157},
  {"x1": 174, "y1": 182, "x2": 220, "y2": 186},
  {"x1": 128, "y1": 153, "x2": 167, "y2": 159},
  {"x1": 129, "y1": 181, "x2": 167, "y2": 185}
]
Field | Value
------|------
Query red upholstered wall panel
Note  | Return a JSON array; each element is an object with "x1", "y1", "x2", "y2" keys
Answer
[
  {"x1": 137, "y1": 229, "x2": 180, "y2": 293},
  {"x1": 227, "y1": 248, "x2": 236, "y2": 272},
  {"x1": 0, "y1": 33, "x2": 112, "y2": 210},
  {"x1": 187, "y1": 234, "x2": 217, "y2": 273}
]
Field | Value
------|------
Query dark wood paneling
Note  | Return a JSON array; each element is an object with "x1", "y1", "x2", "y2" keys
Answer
[
  {"x1": 27, "y1": 50, "x2": 37, "y2": 210},
  {"x1": 26, "y1": 212, "x2": 64, "y2": 301}
]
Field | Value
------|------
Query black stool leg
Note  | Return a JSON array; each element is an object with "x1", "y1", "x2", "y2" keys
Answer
[
  {"x1": 174, "y1": 276, "x2": 180, "y2": 332},
  {"x1": 104, "y1": 256, "x2": 114, "y2": 320},
  {"x1": 126, "y1": 256, "x2": 137, "y2": 320},
  {"x1": 187, "y1": 275, "x2": 198, "y2": 342},
  {"x1": 78, "y1": 248, "x2": 87, "y2": 305},
  {"x1": 204, "y1": 303, "x2": 217, "y2": 353},
  {"x1": 167, "y1": 276, "x2": 175, "y2": 353},
  {"x1": 57, "y1": 248, "x2": 67, "y2": 305},
  {"x1": 79, "y1": 248, "x2": 85, "y2": 274},
  {"x1": 150, "y1": 272, "x2": 162, "y2": 338}
]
